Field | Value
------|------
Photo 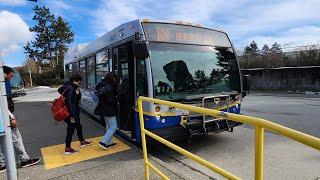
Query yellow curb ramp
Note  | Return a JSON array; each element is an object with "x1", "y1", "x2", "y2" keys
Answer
[{"x1": 41, "y1": 136, "x2": 130, "y2": 169}]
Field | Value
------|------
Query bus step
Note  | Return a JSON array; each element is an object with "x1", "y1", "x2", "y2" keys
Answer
[
  {"x1": 188, "y1": 129, "x2": 206, "y2": 136},
  {"x1": 204, "y1": 120, "x2": 230, "y2": 133}
]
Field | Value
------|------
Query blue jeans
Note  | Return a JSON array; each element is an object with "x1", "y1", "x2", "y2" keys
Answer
[{"x1": 101, "y1": 116, "x2": 117, "y2": 145}]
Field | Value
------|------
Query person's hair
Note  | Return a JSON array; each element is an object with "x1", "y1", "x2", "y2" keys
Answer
[
  {"x1": 3, "y1": 66, "x2": 14, "y2": 74},
  {"x1": 104, "y1": 72, "x2": 114, "y2": 82},
  {"x1": 69, "y1": 73, "x2": 82, "y2": 82}
]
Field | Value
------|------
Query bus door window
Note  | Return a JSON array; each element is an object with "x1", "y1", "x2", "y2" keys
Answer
[
  {"x1": 135, "y1": 58, "x2": 148, "y2": 99},
  {"x1": 75, "y1": 61, "x2": 80, "y2": 74},
  {"x1": 118, "y1": 45, "x2": 129, "y2": 77},
  {"x1": 117, "y1": 43, "x2": 135, "y2": 133},
  {"x1": 112, "y1": 48, "x2": 118, "y2": 76}
]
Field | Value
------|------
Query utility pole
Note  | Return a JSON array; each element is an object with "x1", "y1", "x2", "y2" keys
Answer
[
  {"x1": 0, "y1": 50, "x2": 18, "y2": 180},
  {"x1": 28, "y1": 58, "x2": 33, "y2": 87}
]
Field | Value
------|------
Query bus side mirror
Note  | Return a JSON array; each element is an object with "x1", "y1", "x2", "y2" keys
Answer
[
  {"x1": 242, "y1": 75, "x2": 250, "y2": 97},
  {"x1": 133, "y1": 41, "x2": 149, "y2": 59}
]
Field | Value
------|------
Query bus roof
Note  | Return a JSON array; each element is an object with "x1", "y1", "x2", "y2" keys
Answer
[
  {"x1": 64, "y1": 19, "x2": 226, "y2": 64},
  {"x1": 140, "y1": 19, "x2": 225, "y2": 32}
]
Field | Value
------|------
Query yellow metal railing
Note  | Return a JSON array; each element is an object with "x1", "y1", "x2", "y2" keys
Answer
[{"x1": 137, "y1": 96, "x2": 320, "y2": 180}]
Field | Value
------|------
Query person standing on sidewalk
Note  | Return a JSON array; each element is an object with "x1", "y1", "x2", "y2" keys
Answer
[
  {"x1": 94, "y1": 73, "x2": 118, "y2": 149},
  {"x1": 58, "y1": 73, "x2": 91, "y2": 155},
  {"x1": 0, "y1": 66, "x2": 40, "y2": 172}
]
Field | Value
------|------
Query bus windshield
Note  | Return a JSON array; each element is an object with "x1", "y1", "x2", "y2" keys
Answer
[{"x1": 149, "y1": 43, "x2": 241, "y2": 101}]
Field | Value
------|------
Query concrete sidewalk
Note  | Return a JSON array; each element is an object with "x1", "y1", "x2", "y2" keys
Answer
[{"x1": 1, "y1": 145, "x2": 185, "y2": 180}]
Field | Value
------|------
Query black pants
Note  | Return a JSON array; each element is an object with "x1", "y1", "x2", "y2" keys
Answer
[{"x1": 65, "y1": 117, "x2": 84, "y2": 148}]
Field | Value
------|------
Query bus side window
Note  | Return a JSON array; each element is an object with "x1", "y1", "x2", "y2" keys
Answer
[
  {"x1": 136, "y1": 59, "x2": 148, "y2": 97},
  {"x1": 87, "y1": 56, "x2": 96, "y2": 89},
  {"x1": 79, "y1": 59, "x2": 87, "y2": 89},
  {"x1": 65, "y1": 64, "x2": 70, "y2": 81},
  {"x1": 96, "y1": 50, "x2": 110, "y2": 83},
  {"x1": 71, "y1": 62, "x2": 76, "y2": 74},
  {"x1": 68, "y1": 63, "x2": 73, "y2": 79},
  {"x1": 74, "y1": 62, "x2": 79, "y2": 74}
]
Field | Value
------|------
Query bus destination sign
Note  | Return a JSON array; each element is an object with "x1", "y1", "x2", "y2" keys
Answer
[{"x1": 143, "y1": 23, "x2": 231, "y2": 47}]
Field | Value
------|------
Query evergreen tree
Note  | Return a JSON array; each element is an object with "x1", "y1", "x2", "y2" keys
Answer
[
  {"x1": 24, "y1": 6, "x2": 55, "y2": 64},
  {"x1": 244, "y1": 41, "x2": 259, "y2": 56},
  {"x1": 270, "y1": 42, "x2": 282, "y2": 53},
  {"x1": 24, "y1": 6, "x2": 74, "y2": 80},
  {"x1": 51, "y1": 16, "x2": 74, "y2": 78},
  {"x1": 210, "y1": 69, "x2": 222, "y2": 84},
  {"x1": 52, "y1": 16, "x2": 74, "y2": 66},
  {"x1": 24, "y1": 42, "x2": 37, "y2": 59},
  {"x1": 261, "y1": 44, "x2": 270, "y2": 54},
  {"x1": 194, "y1": 70, "x2": 208, "y2": 87},
  {"x1": 216, "y1": 48, "x2": 240, "y2": 90}
]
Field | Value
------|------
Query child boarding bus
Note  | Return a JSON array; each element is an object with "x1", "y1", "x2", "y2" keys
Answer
[{"x1": 64, "y1": 19, "x2": 244, "y2": 143}]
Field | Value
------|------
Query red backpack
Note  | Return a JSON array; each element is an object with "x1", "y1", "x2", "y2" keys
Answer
[{"x1": 51, "y1": 87, "x2": 70, "y2": 122}]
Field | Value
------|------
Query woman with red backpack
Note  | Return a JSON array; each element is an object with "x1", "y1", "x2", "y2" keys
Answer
[{"x1": 58, "y1": 73, "x2": 91, "y2": 155}]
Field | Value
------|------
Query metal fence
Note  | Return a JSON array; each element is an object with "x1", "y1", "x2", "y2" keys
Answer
[{"x1": 137, "y1": 96, "x2": 320, "y2": 180}]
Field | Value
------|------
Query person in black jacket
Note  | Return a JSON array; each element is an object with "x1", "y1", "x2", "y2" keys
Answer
[
  {"x1": 58, "y1": 74, "x2": 91, "y2": 155},
  {"x1": 118, "y1": 74, "x2": 130, "y2": 130},
  {"x1": 94, "y1": 72, "x2": 118, "y2": 149}
]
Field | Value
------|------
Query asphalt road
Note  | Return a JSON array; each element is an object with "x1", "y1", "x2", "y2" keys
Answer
[
  {"x1": 155, "y1": 93, "x2": 320, "y2": 180},
  {"x1": 241, "y1": 93, "x2": 320, "y2": 137}
]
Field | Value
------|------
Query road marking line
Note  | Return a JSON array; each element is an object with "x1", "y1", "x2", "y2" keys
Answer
[{"x1": 41, "y1": 136, "x2": 130, "y2": 169}]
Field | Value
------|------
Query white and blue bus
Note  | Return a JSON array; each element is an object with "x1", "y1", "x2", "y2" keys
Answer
[
  {"x1": 64, "y1": 19, "x2": 243, "y2": 143},
  {"x1": 11, "y1": 69, "x2": 26, "y2": 97}
]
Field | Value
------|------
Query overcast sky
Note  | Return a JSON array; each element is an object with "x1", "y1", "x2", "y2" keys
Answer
[{"x1": 1, "y1": 0, "x2": 320, "y2": 66}]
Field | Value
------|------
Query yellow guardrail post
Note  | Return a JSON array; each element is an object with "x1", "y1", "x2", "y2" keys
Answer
[
  {"x1": 138, "y1": 99, "x2": 150, "y2": 180},
  {"x1": 255, "y1": 127, "x2": 264, "y2": 180}
]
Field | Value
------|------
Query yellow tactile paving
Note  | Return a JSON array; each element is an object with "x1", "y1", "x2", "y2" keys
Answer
[{"x1": 41, "y1": 136, "x2": 131, "y2": 170}]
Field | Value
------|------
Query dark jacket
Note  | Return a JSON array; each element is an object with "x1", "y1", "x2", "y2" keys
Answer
[
  {"x1": 58, "y1": 82, "x2": 81, "y2": 119},
  {"x1": 118, "y1": 75, "x2": 129, "y2": 96},
  {"x1": 94, "y1": 79, "x2": 118, "y2": 117},
  {"x1": 5, "y1": 80, "x2": 14, "y2": 112}
]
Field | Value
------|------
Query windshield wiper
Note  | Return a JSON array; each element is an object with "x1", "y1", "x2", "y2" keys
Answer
[{"x1": 169, "y1": 97, "x2": 203, "y2": 103}]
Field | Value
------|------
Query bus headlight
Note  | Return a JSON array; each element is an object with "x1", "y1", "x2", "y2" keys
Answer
[
  {"x1": 155, "y1": 105, "x2": 161, "y2": 113},
  {"x1": 161, "y1": 119, "x2": 166, "y2": 123}
]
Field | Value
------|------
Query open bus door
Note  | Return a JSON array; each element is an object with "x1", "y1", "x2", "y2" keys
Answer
[{"x1": 112, "y1": 42, "x2": 135, "y2": 138}]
